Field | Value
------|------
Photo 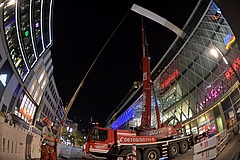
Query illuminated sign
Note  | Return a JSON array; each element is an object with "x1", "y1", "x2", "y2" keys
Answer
[
  {"x1": 212, "y1": 9, "x2": 221, "y2": 22},
  {"x1": 0, "y1": 74, "x2": 7, "y2": 86},
  {"x1": 225, "y1": 57, "x2": 240, "y2": 79},
  {"x1": 19, "y1": 108, "x2": 32, "y2": 119},
  {"x1": 18, "y1": 91, "x2": 37, "y2": 124},
  {"x1": 111, "y1": 105, "x2": 134, "y2": 130},
  {"x1": 199, "y1": 85, "x2": 222, "y2": 108},
  {"x1": 224, "y1": 33, "x2": 236, "y2": 50},
  {"x1": 161, "y1": 69, "x2": 179, "y2": 89}
]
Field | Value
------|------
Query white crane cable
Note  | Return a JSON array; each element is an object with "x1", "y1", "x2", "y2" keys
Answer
[{"x1": 57, "y1": 8, "x2": 131, "y2": 137}]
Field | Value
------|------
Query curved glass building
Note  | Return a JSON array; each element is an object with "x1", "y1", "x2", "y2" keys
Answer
[
  {"x1": 3, "y1": 0, "x2": 53, "y2": 81},
  {"x1": 108, "y1": 0, "x2": 240, "y2": 136},
  {"x1": 0, "y1": 0, "x2": 64, "y2": 127}
]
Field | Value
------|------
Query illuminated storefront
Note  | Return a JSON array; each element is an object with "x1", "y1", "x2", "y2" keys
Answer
[
  {"x1": 109, "y1": 0, "x2": 240, "y2": 136},
  {"x1": 15, "y1": 90, "x2": 37, "y2": 124}
]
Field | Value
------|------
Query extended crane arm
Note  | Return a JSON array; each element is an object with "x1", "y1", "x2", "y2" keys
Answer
[
  {"x1": 56, "y1": 8, "x2": 131, "y2": 137},
  {"x1": 131, "y1": 4, "x2": 186, "y2": 39},
  {"x1": 140, "y1": 16, "x2": 152, "y2": 128},
  {"x1": 56, "y1": 80, "x2": 84, "y2": 138}
]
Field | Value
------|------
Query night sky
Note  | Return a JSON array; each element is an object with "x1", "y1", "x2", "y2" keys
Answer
[{"x1": 51, "y1": 0, "x2": 198, "y2": 130}]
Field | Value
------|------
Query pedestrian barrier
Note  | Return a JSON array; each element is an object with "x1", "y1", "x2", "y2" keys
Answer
[
  {"x1": 193, "y1": 129, "x2": 232, "y2": 160},
  {"x1": 0, "y1": 116, "x2": 41, "y2": 160}
]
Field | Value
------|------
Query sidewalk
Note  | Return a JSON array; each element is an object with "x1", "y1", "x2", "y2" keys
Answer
[
  {"x1": 174, "y1": 133, "x2": 240, "y2": 160},
  {"x1": 215, "y1": 133, "x2": 240, "y2": 160}
]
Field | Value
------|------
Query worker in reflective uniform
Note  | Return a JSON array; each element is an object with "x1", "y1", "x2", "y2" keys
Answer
[{"x1": 41, "y1": 117, "x2": 59, "y2": 160}]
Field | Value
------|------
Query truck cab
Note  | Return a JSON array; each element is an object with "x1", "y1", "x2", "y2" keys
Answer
[
  {"x1": 84, "y1": 126, "x2": 116, "y2": 159},
  {"x1": 84, "y1": 126, "x2": 144, "y2": 159}
]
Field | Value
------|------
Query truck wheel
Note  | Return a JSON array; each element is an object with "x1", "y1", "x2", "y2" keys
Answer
[
  {"x1": 179, "y1": 140, "x2": 188, "y2": 154},
  {"x1": 143, "y1": 148, "x2": 160, "y2": 160},
  {"x1": 121, "y1": 149, "x2": 141, "y2": 160},
  {"x1": 168, "y1": 143, "x2": 179, "y2": 159}
]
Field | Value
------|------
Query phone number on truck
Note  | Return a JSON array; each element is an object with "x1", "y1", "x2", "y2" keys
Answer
[{"x1": 119, "y1": 137, "x2": 156, "y2": 143}]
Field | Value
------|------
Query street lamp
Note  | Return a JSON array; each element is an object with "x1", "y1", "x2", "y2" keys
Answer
[{"x1": 210, "y1": 45, "x2": 240, "y2": 83}]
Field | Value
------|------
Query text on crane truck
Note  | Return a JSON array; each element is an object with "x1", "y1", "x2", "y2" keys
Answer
[{"x1": 120, "y1": 137, "x2": 155, "y2": 143}]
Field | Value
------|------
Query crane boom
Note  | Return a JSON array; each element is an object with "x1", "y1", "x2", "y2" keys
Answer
[
  {"x1": 140, "y1": 16, "x2": 152, "y2": 128},
  {"x1": 55, "y1": 7, "x2": 130, "y2": 137},
  {"x1": 131, "y1": 4, "x2": 186, "y2": 39},
  {"x1": 56, "y1": 80, "x2": 84, "y2": 138}
]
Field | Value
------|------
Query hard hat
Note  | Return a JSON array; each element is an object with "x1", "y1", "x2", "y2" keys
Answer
[{"x1": 42, "y1": 117, "x2": 49, "y2": 124}]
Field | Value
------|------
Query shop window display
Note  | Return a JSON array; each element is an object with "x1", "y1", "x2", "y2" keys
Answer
[{"x1": 224, "y1": 107, "x2": 237, "y2": 129}]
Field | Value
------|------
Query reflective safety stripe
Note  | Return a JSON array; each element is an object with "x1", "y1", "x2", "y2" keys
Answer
[
  {"x1": 41, "y1": 145, "x2": 55, "y2": 154},
  {"x1": 46, "y1": 145, "x2": 50, "y2": 153},
  {"x1": 46, "y1": 145, "x2": 55, "y2": 154}
]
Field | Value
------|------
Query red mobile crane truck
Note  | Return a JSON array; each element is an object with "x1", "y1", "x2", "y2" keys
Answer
[{"x1": 83, "y1": 17, "x2": 192, "y2": 160}]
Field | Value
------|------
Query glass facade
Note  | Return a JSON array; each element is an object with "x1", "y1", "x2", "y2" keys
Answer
[
  {"x1": 33, "y1": 0, "x2": 44, "y2": 55},
  {"x1": 111, "y1": 0, "x2": 240, "y2": 136},
  {"x1": 3, "y1": 0, "x2": 53, "y2": 81},
  {"x1": 4, "y1": 0, "x2": 29, "y2": 80},
  {"x1": 0, "y1": 0, "x2": 58, "y2": 126}
]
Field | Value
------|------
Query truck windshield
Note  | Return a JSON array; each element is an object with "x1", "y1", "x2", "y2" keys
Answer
[{"x1": 91, "y1": 129, "x2": 108, "y2": 141}]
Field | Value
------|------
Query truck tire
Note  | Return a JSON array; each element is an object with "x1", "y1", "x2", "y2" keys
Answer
[
  {"x1": 168, "y1": 143, "x2": 179, "y2": 159},
  {"x1": 143, "y1": 148, "x2": 160, "y2": 160},
  {"x1": 121, "y1": 149, "x2": 141, "y2": 160},
  {"x1": 179, "y1": 140, "x2": 188, "y2": 154}
]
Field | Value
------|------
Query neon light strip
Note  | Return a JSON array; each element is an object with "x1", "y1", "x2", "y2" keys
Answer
[
  {"x1": 226, "y1": 36, "x2": 236, "y2": 50},
  {"x1": 111, "y1": 105, "x2": 135, "y2": 129},
  {"x1": 4, "y1": 18, "x2": 15, "y2": 29},
  {"x1": 15, "y1": 0, "x2": 29, "y2": 81},
  {"x1": 29, "y1": 0, "x2": 38, "y2": 68},
  {"x1": 39, "y1": 0, "x2": 45, "y2": 56},
  {"x1": 46, "y1": 0, "x2": 53, "y2": 48}
]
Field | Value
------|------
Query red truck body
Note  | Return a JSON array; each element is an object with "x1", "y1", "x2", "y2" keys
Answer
[{"x1": 84, "y1": 126, "x2": 192, "y2": 160}]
